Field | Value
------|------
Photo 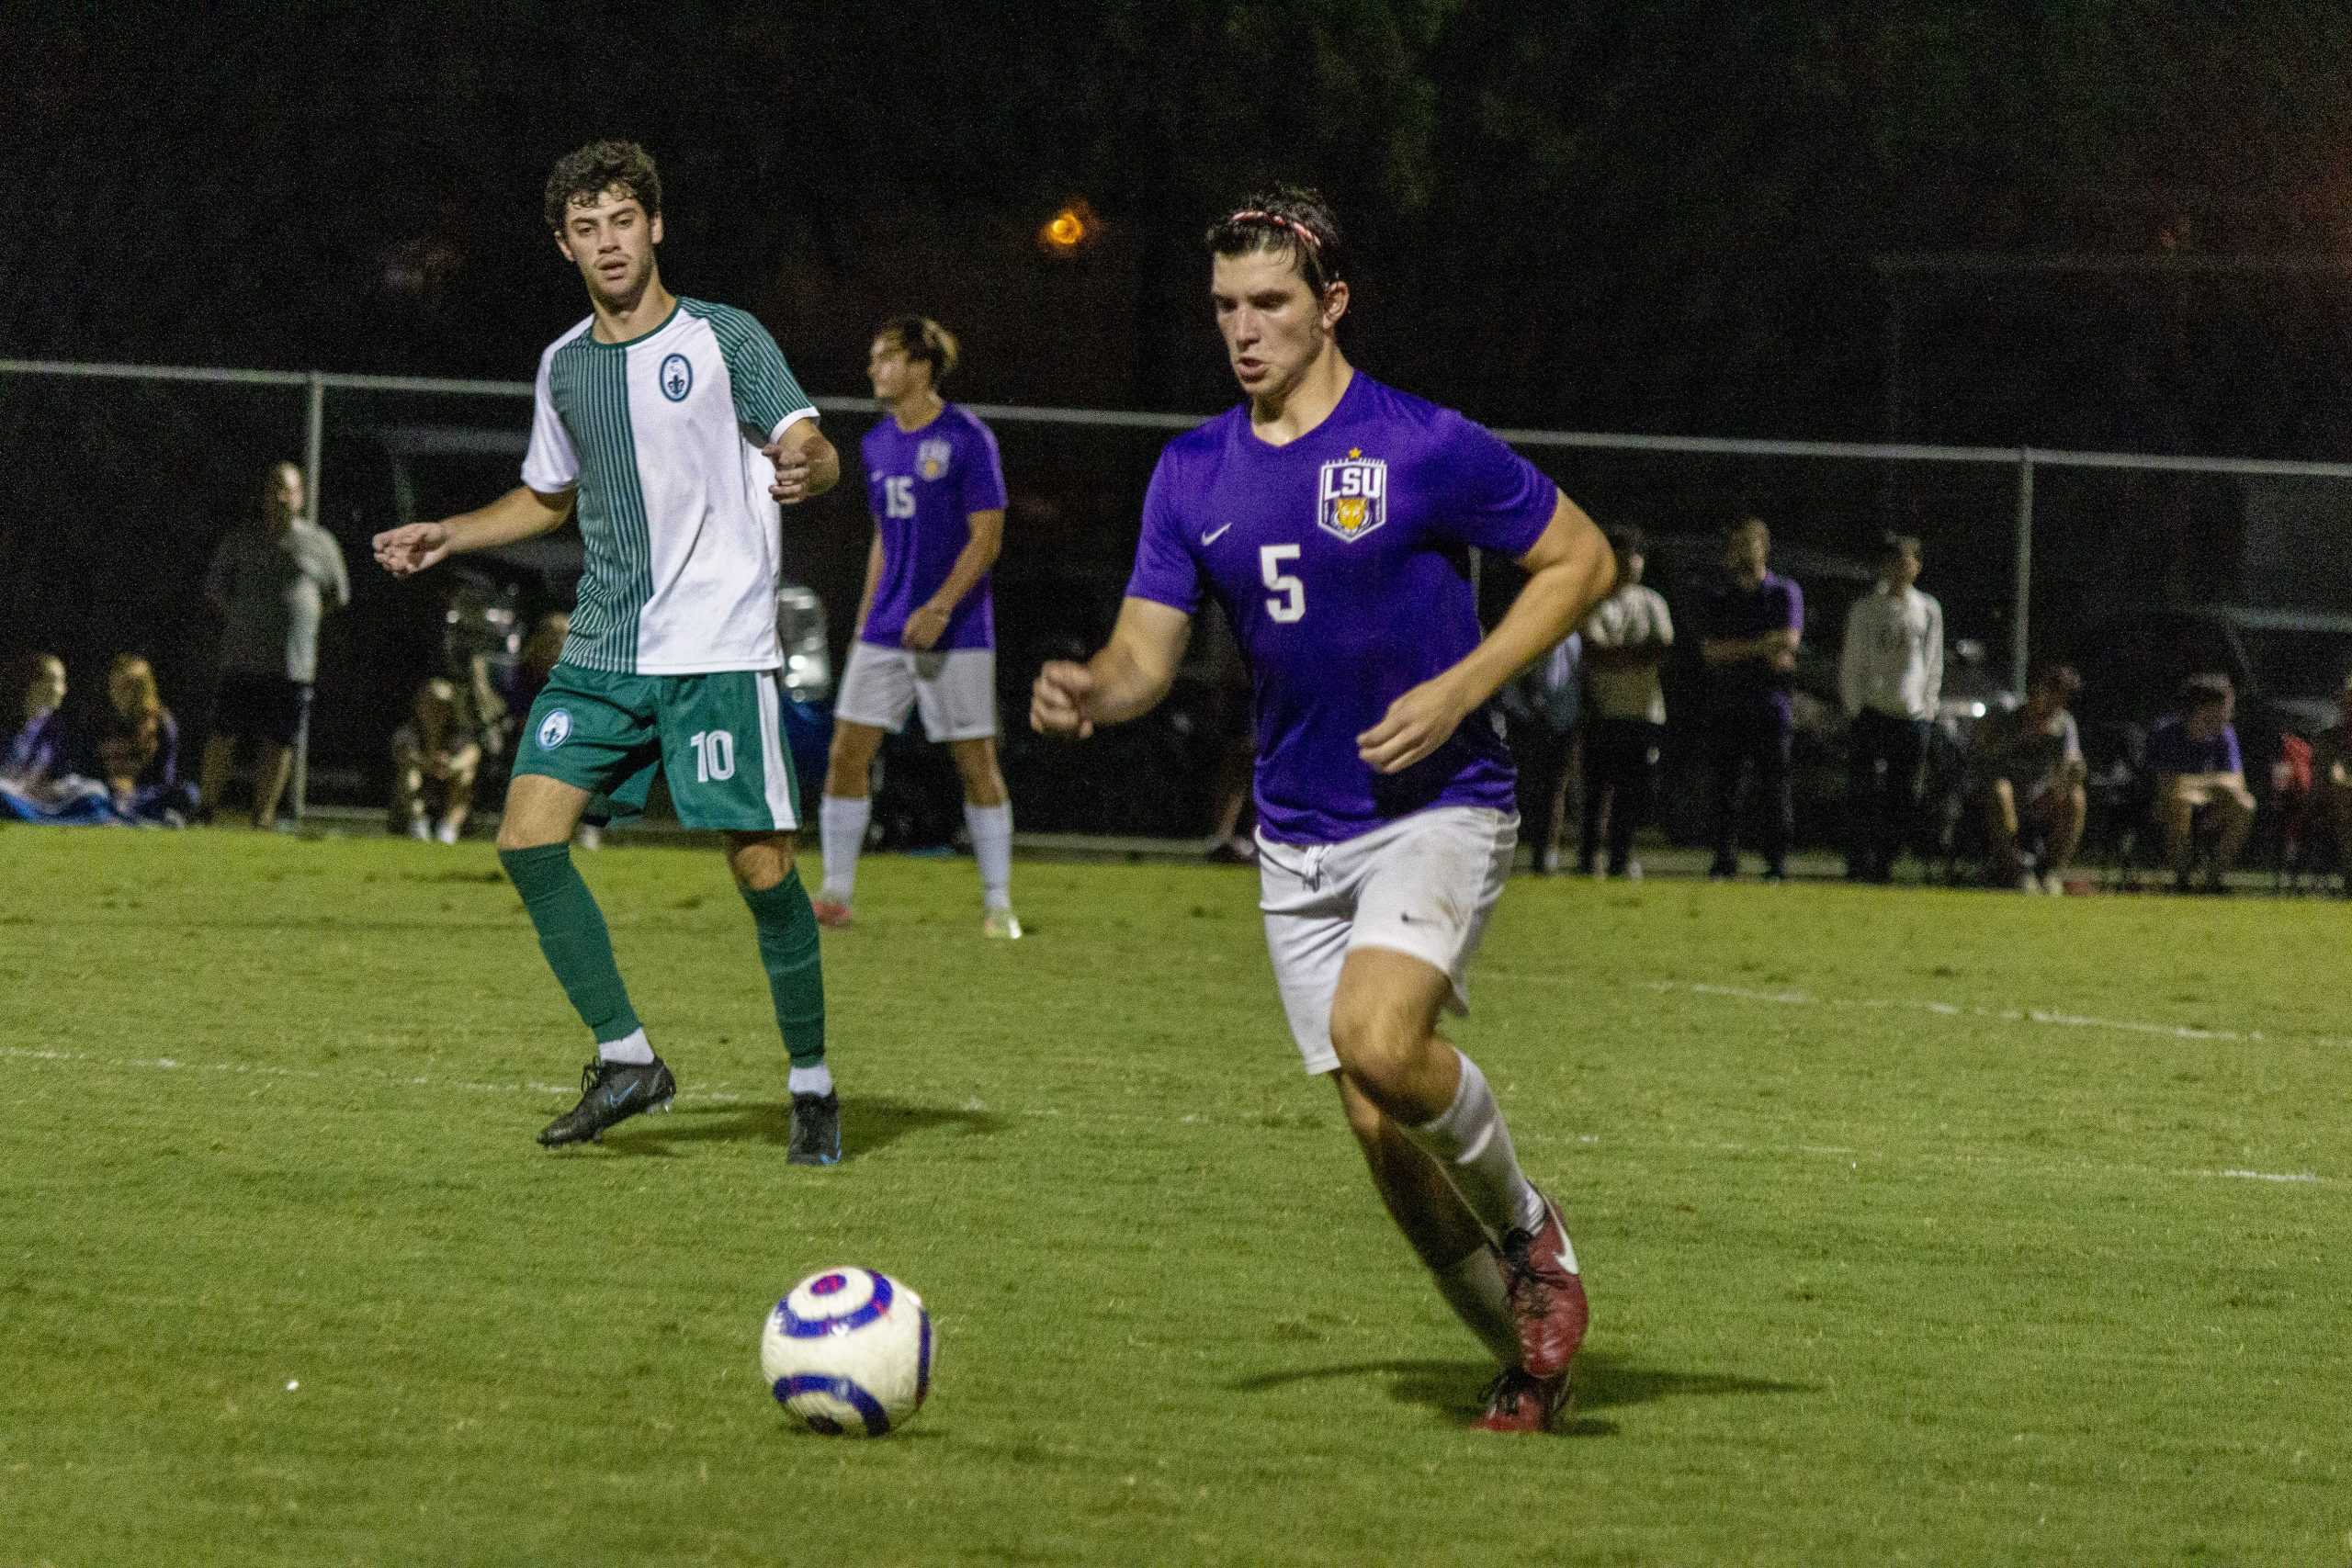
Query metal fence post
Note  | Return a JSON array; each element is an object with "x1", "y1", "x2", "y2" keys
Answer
[{"x1": 2012, "y1": 449, "x2": 2034, "y2": 694}]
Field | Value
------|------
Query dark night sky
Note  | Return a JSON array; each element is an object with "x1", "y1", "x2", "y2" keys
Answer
[{"x1": 13, "y1": 2, "x2": 2352, "y2": 443}]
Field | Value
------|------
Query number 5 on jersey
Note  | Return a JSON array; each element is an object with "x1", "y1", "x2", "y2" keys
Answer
[{"x1": 1261, "y1": 544, "x2": 1305, "y2": 623}]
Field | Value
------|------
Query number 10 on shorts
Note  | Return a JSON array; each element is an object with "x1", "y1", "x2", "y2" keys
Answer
[{"x1": 690, "y1": 729, "x2": 736, "y2": 783}]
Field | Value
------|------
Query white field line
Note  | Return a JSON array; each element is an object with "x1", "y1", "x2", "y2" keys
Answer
[
  {"x1": 1485, "y1": 969, "x2": 2352, "y2": 1053},
  {"x1": 2, "y1": 1043, "x2": 2331, "y2": 1190}
]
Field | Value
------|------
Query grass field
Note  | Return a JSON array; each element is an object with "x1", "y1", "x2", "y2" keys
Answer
[{"x1": 2, "y1": 828, "x2": 2346, "y2": 1566}]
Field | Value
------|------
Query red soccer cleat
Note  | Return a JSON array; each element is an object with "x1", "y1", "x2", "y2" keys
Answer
[
  {"x1": 810, "y1": 897, "x2": 854, "y2": 930},
  {"x1": 1472, "y1": 1367, "x2": 1572, "y2": 1434},
  {"x1": 1501, "y1": 1190, "x2": 1589, "y2": 1381}
]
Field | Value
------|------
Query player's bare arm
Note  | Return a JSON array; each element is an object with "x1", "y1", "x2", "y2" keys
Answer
[
  {"x1": 372, "y1": 485, "x2": 574, "y2": 578},
  {"x1": 1703, "y1": 626, "x2": 1798, "y2": 665},
  {"x1": 851, "y1": 529, "x2": 886, "y2": 638},
  {"x1": 1030, "y1": 597, "x2": 1193, "y2": 739},
  {"x1": 1357, "y1": 492, "x2": 1614, "y2": 774},
  {"x1": 903, "y1": 508, "x2": 1005, "y2": 651},
  {"x1": 764, "y1": 419, "x2": 841, "y2": 504}
]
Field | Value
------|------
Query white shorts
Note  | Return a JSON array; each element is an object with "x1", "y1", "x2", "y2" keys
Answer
[
  {"x1": 1256, "y1": 807, "x2": 1518, "y2": 1076},
  {"x1": 834, "y1": 643, "x2": 999, "y2": 741}
]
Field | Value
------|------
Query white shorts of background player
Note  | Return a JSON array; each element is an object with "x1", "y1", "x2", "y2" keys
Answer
[{"x1": 833, "y1": 644, "x2": 999, "y2": 741}]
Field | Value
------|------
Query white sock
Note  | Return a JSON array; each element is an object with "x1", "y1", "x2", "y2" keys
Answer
[
  {"x1": 598, "y1": 1028, "x2": 654, "y2": 1066},
  {"x1": 1404, "y1": 1052, "x2": 1545, "y2": 1243},
  {"x1": 819, "y1": 795, "x2": 871, "y2": 902},
  {"x1": 1433, "y1": 1247, "x2": 1520, "y2": 1365},
  {"x1": 788, "y1": 1062, "x2": 834, "y2": 1098},
  {"x1": 964, "y1": 801, "x2": 1013, "y2": 911}
]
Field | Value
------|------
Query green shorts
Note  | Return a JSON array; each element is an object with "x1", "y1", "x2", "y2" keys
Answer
[{"x1": 514, "y1": 663, "x2": 801, "y2": 831}]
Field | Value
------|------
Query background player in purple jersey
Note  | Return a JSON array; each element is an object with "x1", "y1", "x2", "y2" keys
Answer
[
  {"x1": 816, "y1": 317, "x2": 1021, "y2": 939},
  {"x1": 1030, "y1": 188, "x2": 1616, "y2": 1433}
]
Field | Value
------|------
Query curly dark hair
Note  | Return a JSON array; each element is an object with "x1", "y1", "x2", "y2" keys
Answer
[
  {"x1": 543, "y1": 140, "x2": 662, "y2": 232},
  {"x1": 1204, "y1": 186, "x2": 1345, "y2": 295}
]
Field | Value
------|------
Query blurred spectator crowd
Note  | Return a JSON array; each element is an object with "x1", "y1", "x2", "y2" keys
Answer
[{"x1": 7, "y1": 464, "x2": 2351, "y2": 897}]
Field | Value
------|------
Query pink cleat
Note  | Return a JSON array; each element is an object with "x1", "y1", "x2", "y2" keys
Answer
[{"x1": 810, "y1": 897, "x2": 854, "y2": 930}]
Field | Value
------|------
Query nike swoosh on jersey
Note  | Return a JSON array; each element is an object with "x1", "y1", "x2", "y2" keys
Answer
[{"x1": 1202, "y1": 523, "x2": 1234, "y2": 546}]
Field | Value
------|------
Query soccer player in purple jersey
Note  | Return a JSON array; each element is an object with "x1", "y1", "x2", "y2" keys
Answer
[
  {"x1": 815, "y1": 317, "x2": 1020, "y2": 938},
  {"x1": 1030, "y1": 188, "x2": 1617, "y2": 1432}
]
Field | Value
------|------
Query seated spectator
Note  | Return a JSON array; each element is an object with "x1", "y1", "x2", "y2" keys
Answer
[
  {"x1": 2307, "y1": 671, "x2": 2352, "y2": 892},
  {"x1": 390, "y1": 677, "x2": 483, "y2": 844},
  {"x1": 94, "y1": 654, "x2": 198, "y2": 825},
  {"x1": 2, "y1": 653, "x2": 114, "y2": 823},
  {"x1": 499, "y1": 611, "x2": 603, "y2": 849},
  {"x1": 3, "y1": 652, "x2": 71, "y2": 787},
  {"x1": 2146, "y1": 672, "x2": 2256, "y2": 894},
  {"x1": 1971, "y1": 662, "x2": 2086, "y2": 893}
]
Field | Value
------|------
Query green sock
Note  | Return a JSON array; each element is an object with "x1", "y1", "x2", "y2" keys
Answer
[
  {"x1": 499, "y1": 843, "x2": 642, "y2": 1043},
  {"x1": 741, "y1": 868, "x2": 827, "y2": 1067}
]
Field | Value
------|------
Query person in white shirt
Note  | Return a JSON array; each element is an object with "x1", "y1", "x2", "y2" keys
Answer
[
  {"x1": 1838, "y1": 532, "x2": 1942, "y2": 883},
  {"x1": 1576, "y1": 526, "x2": 1673, "y2": 878}
]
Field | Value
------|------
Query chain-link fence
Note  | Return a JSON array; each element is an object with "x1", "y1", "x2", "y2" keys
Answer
[{"x1": 9, "y1": 357, "x2": 2352, "y2": 842}]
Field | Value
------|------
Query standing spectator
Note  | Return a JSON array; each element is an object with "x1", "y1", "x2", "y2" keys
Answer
[
  {"x1": 1576, "y1": 525, "x2": 1672, "y2": 879},
  {"x1": 1838, "y1": 533, "x2": 1943, "y2": 883},
  {"x1": 2146, "y1": 673, "x2": 2255, "y2": 894},
  {"x1": 1700, "y1": 516, "x2": 1803, "y2": 881},
  {"x1": 1971, "y1": 663, "x2": 2086, "y2": 892},
  {"x1": 1499, "y1": 631, "x2": 1580, "y2": 874},
  {"x1": 198, "y1": 460, "x2": 351, "y2": 829},
  {"x1": 94, "y1": 655, "x2": 198, "y2": 824},
  {"x1": 390, "y1": 677, "x2": 484, "y2": 843}
]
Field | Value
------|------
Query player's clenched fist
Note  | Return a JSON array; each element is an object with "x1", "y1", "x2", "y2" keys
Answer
[
  {"x1": 764, "y1": 440, "x2": 817, "y2": 504},
  {"x1": 1030, "y1": 660, "x2": 1098, "y2": 739},
  {"x1": 373, "y1": 521, "x2": 453, "y2": 578},
  {"x1": 1357, "y1": 675, "x2": 1471, "y2": 774}
]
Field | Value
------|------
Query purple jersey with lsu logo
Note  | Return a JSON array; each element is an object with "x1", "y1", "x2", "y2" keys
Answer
[
  {"x1": 1125, "y1": 372, "x2": 1559, "y2": 845},
  {"x1": 860, "y1": 403, "x2": 1009, "y2": 651}
]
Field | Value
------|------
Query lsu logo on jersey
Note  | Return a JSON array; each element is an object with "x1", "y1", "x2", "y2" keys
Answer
[
  {"x1": 1317, "y1": 449, "x2": 1387, "y2": 542},
  {"x1": 916, "y1": 438, "x2": 954, "y2": 481}
]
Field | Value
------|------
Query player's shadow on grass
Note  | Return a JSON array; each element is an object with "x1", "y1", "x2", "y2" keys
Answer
[
  {"x1": 599, "y1": 1095, "x2": 1006, "y2": 1161},
  {"x1": 1229, "y1": 1352, "x2": 1809, "y2": 1437}
]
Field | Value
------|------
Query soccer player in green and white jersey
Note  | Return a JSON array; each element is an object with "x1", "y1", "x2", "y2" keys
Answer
[{"x1": 373, "y1": 140, "x2": 845, "y2": 1161}]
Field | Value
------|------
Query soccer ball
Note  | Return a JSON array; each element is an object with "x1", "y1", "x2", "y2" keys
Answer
[{"x1": 761, "y1": 1267, "x2": 933, "y2": 1438}]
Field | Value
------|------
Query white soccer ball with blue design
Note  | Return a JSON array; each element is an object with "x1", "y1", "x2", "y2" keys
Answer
[{"x1": 761, "y1": 1267, "x2": 933, "y2": 1437}]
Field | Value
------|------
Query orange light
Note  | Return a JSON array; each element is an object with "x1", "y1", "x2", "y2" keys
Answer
[{"x1": 1037, "y1": 199, "x2": 1099, "y2": 255}]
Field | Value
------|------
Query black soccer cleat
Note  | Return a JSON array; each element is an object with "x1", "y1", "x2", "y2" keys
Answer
[
  {"x1": 537, "y1": 1057, "x2": 676, "y2": 1147},
  {"x1": 787, "y1": 1090, "x2": 842, "y2": 1167}
]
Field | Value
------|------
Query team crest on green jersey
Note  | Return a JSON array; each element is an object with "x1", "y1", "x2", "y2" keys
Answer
[
  {"x1": 1317, "y1": 448, "x2": 1387, "y2": 542},
  {"x1": 659, "y1": 354, "x2": 693, "y2": 401},
  {"x1": 538, "y1": 709, "x2": 572, "y2": 749},
  {"x1": 917, "y1": 438, "x2": 954, "y2": 480}
]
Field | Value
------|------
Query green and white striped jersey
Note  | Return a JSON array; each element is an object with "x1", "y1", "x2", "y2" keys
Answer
[{"x1": 522, "y1": 298, "x2": 817, "y2": 674}]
